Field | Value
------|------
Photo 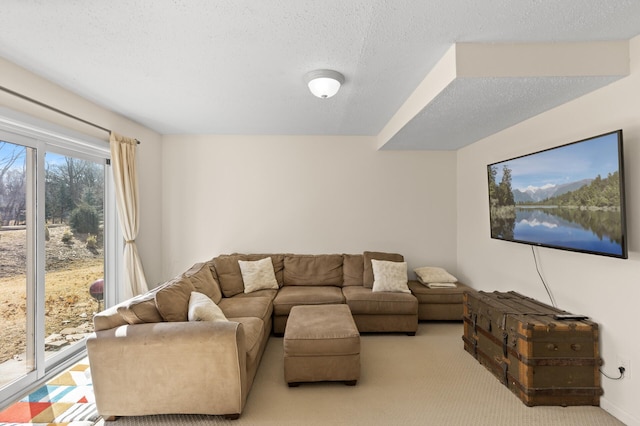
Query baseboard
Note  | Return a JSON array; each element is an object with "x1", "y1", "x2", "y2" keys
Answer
[{"x1": 601, "y1": 397, "x2": 640, "y2": 426}]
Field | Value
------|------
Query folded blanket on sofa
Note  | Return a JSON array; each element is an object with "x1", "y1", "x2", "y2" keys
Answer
[{"x1": 426, "y1": 282, "x2": 457, "y2": 289}]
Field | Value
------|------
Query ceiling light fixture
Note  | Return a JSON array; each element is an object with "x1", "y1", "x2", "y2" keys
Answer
[{"x1": 305, "y1": 69, "x2": 345, "y2": 99}]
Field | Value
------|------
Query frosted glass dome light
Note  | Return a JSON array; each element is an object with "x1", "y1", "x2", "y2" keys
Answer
[{"x1": 305, "y1": 69, "x2": 345, "y2": 99}]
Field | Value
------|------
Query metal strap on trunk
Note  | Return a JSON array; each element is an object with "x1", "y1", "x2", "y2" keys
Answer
[
  {"x1": 501, "y1": 360, "x2": 509, "y2": 385},
  {"x1": 502, "y1": 332, "x2": 509, "y2": 358}
]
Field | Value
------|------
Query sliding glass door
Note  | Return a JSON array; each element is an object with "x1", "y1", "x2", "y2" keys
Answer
[
  {"x1": 0, "y1": 140, "x2": 33, "y2": 389},
  {"x1": 0, "y1": 123, "x2": 115, "y2": 408},
  {"x1": 43, "y1": 152, "x2": 105, "y2": 363}
]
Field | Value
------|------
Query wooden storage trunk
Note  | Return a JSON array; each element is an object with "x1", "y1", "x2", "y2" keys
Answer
[{"x1": 462, "y1": 291, "x2": 602, "y2": 406}]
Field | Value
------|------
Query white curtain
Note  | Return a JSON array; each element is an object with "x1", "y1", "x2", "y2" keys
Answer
[{"x1": 110, "y1": 131, "x2": 149, "y2": 299}]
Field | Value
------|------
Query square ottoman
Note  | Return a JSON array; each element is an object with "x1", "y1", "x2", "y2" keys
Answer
[{"x1": 283, "y1": 304, "x2": 360, "y2": 386}]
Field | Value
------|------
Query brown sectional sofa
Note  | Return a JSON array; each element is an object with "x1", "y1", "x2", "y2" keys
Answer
[{"x1": 87, "y1": 252, "x2": 418, "y2": 420}]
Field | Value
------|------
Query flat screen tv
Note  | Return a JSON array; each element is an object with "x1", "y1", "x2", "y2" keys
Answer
[{"x1": 487, "y1": 130, "x2": 627, "y2": 259}]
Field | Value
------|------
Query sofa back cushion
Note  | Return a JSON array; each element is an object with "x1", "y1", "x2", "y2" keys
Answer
[
  {"x1": 183, "y1": 261, "x2": 223, "y2": 304},
  {"x1": 94, "y1": 304, "x2": 129, "y2": 331},
  {"x1": 363, "y1": 251, "x2": 404, "y2": 289},
  {"x1": 213, "y1": 254, "x2": 284, "y2": 297},
  {"x1": 117, "y1": 288, "x2": 165, "y2": 324},
  {"x1": 283, "y1": 254, "x2": 344, "y2": 286},
  {"x1": 154, "y1": 275, "x2": 196, "y2": 322},
  {"x1": 342, "y1": 254, "x2": 364, "y2": 286}
]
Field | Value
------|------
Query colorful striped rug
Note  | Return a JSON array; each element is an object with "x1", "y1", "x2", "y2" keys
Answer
[{"x1": 0, "y1": 363, "x2": 99, "y2": 426}]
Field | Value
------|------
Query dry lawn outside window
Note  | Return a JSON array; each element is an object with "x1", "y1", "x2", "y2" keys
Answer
[{"x1": 0, "y1": 225, "x2": 103, "y2": 364}]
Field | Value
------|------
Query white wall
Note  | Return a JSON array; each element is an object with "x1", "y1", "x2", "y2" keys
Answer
[
  {"x1": 161, "y1": 134, "x2": 457, "y2": 281},
  {"x1": 0, "y1": 57, "x2": 164, "y2": 286},
  {"x1": 457, "y1": 35, "x2": 640, "y2": 425}
]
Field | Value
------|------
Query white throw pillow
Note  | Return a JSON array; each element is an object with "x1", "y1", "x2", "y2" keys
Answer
[
  {"x1": 371, "y1": 259, "x2": 410, "y2": 293},
  {"x1": 188, "y1": 291, "x2": 228, "y2": 322},
  {"x1": 414, "y1": 266, "x2": 458, "y2": 284},
  {"x1": 238, "y1": 257, "x2": 279, "y2": 293}
]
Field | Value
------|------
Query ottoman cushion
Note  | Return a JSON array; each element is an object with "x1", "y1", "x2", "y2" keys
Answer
[{"x1": 284, "y1": 305, "x2": 360, "y2": 356}]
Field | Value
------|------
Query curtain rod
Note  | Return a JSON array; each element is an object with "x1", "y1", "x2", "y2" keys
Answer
[{"x1": 0, "y1": 85, "x2": 140, "y2": 144}]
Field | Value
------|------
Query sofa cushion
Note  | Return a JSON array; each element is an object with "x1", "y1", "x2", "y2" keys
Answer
[
  {"x1": 188, "y1": 291, "x2": 228, "y2": 322},
  {"x1": 371, "y1": 260, "x2": 411, "y2": 294},
  {"x1": 93, "y1": 304, "x2": 128, "y2": 331},
  {"x1": 117, "y1": 289, "x2": 164, "y2": 324},
  {"x1": 213, "y1": 254, "x2": 284, "y2": 297},
  {"x1": 363, "y1": 251, "x2": 404, "y2": 289},
  {"x1": 211, "y1": 255, "x2": 247, "y2": 297},
  {"x1": 154, "y1": 276, "x2": 196, "y2": 322},
  {"x1": 229, "y1": 317, "x2": 264, "y2": 366},
  {"x1": 283, "y1": 254, "x2": 344, "y2": 286},
  {"x1": 342, "y1": 286, "x2": 418, "y2": 315},
  {"x1": 342, "y1": 254, "x2": 364, "y2": 286},
  {"x1": 239, "y1": 257, "x2": 279, "y2": 293},
  {"x1": 230, "y1": 288, "x2": 278, "y2": 300},
  {"x1": 408, "y1": 280, "x2": 472, "y2": 303},
  {"x1": 273, "y1": 286, "x2": 345, "y2": 315},
  {"x1": 183, "y1": 261, "x2": 223, "y2": 304},
  {"x1": 218, "y1": 297, "x2": 273, "y2": 323}
]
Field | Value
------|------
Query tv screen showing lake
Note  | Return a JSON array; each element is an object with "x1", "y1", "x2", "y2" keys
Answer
[
  {"x1": 487, "y1": 130, "x2": 627, "y2": 258},
  {"x1": 511, "y1": 207, "x2": 623, "y2": 256}
]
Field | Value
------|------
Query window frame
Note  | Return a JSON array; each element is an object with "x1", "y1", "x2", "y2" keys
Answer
[{"x1": 0, "y1": 106, "x2": 122, "y2": 408}]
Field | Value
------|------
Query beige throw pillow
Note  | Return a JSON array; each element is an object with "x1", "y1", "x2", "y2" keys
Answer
[
  {"x1": 414, "y1": 266, "x2": 458, "y2": 284},
  {"x1": 371, "y1": 259, "x2": 410, "y2": 294},
  {"x1": 188, "y1": 292, "x2": 228, "y2": 322},
  {"x1": 238, "y1": 257, "x2": 279, "y2": 293}
]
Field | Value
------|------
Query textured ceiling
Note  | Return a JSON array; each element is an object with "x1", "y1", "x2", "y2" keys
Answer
[
  {"x1": 382, "y1": 75, "x2": 624, "y2": 151},
  {"x1": 1, "y1": 1, "x2": 640, "y2": 149}
]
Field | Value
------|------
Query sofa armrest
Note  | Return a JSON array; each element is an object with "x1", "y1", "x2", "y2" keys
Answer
[{"x1": 86, "y1": 320, "x2": 247, "y2": 417}]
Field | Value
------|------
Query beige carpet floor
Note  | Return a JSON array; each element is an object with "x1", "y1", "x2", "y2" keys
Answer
[{"x1": 101, "y1": 322, "x2": 623, "y2": 426}]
